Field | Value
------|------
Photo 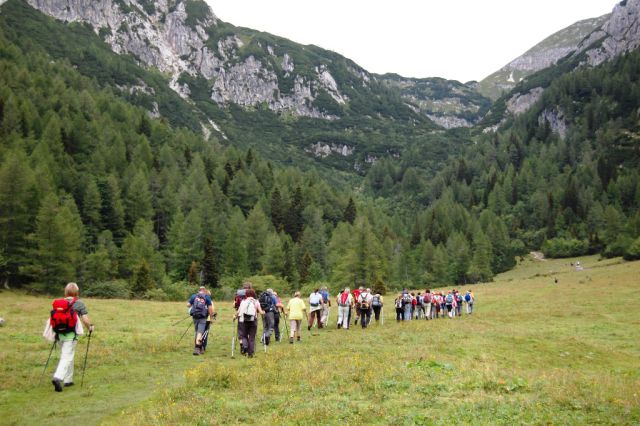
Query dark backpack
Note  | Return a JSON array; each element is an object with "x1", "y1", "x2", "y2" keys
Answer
[
  {"x1": 445, "y1": 294, "x2": 454, "y2": 304},
  {"x1": 191, "y1": 294, "x2": 209, "y2": 319},
  {"x1": 372, "y1": 295, "x2": 381, "y2": 307},
  {"x1": 50, "y1": 298, "x2": 78, "y2": 334},
  {"x1": 234, "y1": 289, "x2": 246, "y2": 310},
  {"x1": 402, "y1": 293, "x2": 412, "y2": 305},
  {"x1": 259, "y1": 292, "x2": 274, "y2": 312}
]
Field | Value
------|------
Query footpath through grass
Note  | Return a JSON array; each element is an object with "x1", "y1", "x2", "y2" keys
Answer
[{"x1": 0, "y1": 255, "x2": 639, "y2": 425}]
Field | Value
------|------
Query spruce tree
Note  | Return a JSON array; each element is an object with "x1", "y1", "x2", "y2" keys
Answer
[
  {"x1": 201, "y1": 237, "x2": 219, "y2": 287},
  {"x1": 343, "y1": 196, "x2": 356, "y2": 224}
]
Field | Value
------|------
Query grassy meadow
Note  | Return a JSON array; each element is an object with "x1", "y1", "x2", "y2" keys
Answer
[{"x1": 0, "y1": 255, "x2": 638, "y2": 425}]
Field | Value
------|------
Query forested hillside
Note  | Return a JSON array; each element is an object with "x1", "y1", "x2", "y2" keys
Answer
[
  {"x1": 366, "y1": 48, "x2": 640, "y2": 264},
  {"x1": 0, "y1": 26, "x2": 502, "y2": 298}
]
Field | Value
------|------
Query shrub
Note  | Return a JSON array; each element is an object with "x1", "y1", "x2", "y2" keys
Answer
[
  {"x1": 84, "y1": 280, "x2": 131, "y2": 299},
  {"x1": 603, "y1": 235, "x2": 633, "y2": 258},
  {"x1": 160, "y1": 280, "x2": 197, "y2": 301},
  {"x1": 623, "y1": 236, "x2": 640, "y2": 260},
  {"x1": 542, "y1": 238, "x2": 589, "y2": 258},
  {"x1": 143, "y1": 288, "x2": 169, "y2": 301}
]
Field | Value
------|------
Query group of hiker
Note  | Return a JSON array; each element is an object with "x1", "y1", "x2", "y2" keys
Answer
[
  {"x1": 393, "y1": 289, "x2": 474, "y2": 321},
  {"x1": 221, "y1": 283, "x2": 476, "y2": 358},
  {"x1": 42, "y1": 281, "x2": 476, "y2": 392}
]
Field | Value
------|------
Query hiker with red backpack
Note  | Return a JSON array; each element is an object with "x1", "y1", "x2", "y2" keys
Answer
[
  {"x1": 46, "y1": 282, "x2": 94, "y2": 392},
  {"x1": 357, "y1": 288, "x2": 374, "y2": 328},
  {"x1": 336, "y1": 287, "x2": 353, "y2": 329},
  {"x1": 352, "y1": 287, "x2": 362, "y2": 325},
  {"x1": 187, "y1": 286, "x2": 214, "y2": 355}
]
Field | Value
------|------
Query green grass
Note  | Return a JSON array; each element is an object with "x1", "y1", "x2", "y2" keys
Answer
[{"x1": 1, "y1": 255, "x2": 639, "y2": 424}]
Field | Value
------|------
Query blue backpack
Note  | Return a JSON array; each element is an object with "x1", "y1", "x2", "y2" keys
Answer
[
  {"x1": 191, "y1": 294, "x2": 209, "y2": 319},
  {"x1": 464, "y1": 293, "x2": 471, "y2": 302}
]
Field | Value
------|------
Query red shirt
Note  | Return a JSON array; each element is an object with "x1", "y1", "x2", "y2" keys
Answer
[{"x1": 352, "y1": 290, "x2": 361, "y2": 300}]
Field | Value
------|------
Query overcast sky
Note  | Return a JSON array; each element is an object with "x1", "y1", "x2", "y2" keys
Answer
[{"x1": 205, "y1": 0, "x2": 618, "y2": 82}]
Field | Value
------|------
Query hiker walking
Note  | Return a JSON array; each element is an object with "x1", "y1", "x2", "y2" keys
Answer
[
  {"x1": 352, "y1": 287, "x2": 363, "y2": 325},
  {"x1": 320, "y1": 286, "x2": 331, "y2": 328},
  {"x1": 415, "y1": 292, "x2": 425, "y2": 320},
  {"x1": 259, "y1": 288, "x2": 276, "y2": 346},
  {"x1": 371, "y1": 293, "x2": 384, "y2": 323},
  {"x1": 273, "y1": 291, "x2": 285, "y2": 342},
  {"x1": 394, "y1": 294, "x2": 403, "y2": 321},
  {"x1": 465, "y1": 290, "x2": 474, "y2": 314},
  {"x1": 234, "y1": 282, "x2": 252, "y2": 353},
  {"x1": 235, "y1": 289, "x2": 264, "y2": 357},
  {"x1": 308, "y1": 288, "x2": 324, "y2": 330},
  {"x1": 455, "y1": 291, "x2": 464, "y2": 316},
  {"x1": 357, "y1": 288, "x2": 373, "y2": 328},
  {"x1": 402, "y1": 290, "x2": 413, "y2": 321},
  {"x1": 423, "y1": 290, "x2": 432, "y2": 320},
  {"x1": 445, "y1": 291, "x2": 455, "y2": 319},
  {"x1": 336, "y1": 287, "x2": 353, "y2": 329},
  {"x1": 286, "y1": 291, "x2": 307, "y2": 343},
  {"x1": 46, "y1": 282, "x2": 95, "y2": 392},
  {"x1": 188, "y1": 286, "x2": 214, "y2": 355}
]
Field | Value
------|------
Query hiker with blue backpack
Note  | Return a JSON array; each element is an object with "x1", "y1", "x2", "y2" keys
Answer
[
  {"x1": 188, "y1": 286, "x2": 214, "y2": 355},
  {"x1": 444, "y1": 291, "x2": 456, "y2": 318},
  {"x1": 259, "y1": 288, "x2": 276, "y2": 346},
  {"x1": 465, "y1": 290, "x2": 474, "y2": 314},
  {"x1": 371, "y1": 293, "x2": 384, "y2": 323},
  {"x1": 44, "y1": 282, "x2": 95, "y2": 392},
  {"x1": 320, "y1": 286, "x2": 331, "y2": 327},
  {"x1": 308, "y1": 288, "x2": 325, "y2": 330},
  {"x1": 401, "y1": 290, "x2": 413, "y2": 321}
]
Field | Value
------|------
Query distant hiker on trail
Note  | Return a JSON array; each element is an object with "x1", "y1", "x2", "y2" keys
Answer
[
  {"x1": 259, "y1": 288, "x2": 276, "y2": 346},
  {"x1": 371, "y1": 293, "x2": 384, "y2": 323},
  {"x1": 394, "y1": 294, "x2": 403, "y2": 321},
  {"x1": 235, "y1": 289, "x2": 264, "y2": 358},
  {"x1": 445, "y1": 291, "x2": 455, "y2": 319},
  {"x1": 45, "y1": 282, "x2": 94, "y2": 392},
  {"x1": 320, "y1": 286, "x2": 331, "y2": 327},
  {"x1": 286, "y1": 291, "x2": 307, "y2": 343},
  {"x1": 357, "y1": 288, "x2": 373, "y2": 328},
  {"x1": 423, "y1": 290, "x2": 433, "y2": 320},
  {"x1": 464, "y1": 290, "x2": 474, "y2": 314},
  {"x1": 188, "y1": 286, "x2": 214, "y2": 355},
  {"x1": 234, "y1": 282, "x2": 252, "y2": 351},
  {"x1": 336, "y1": 287, "x2": 354, "y2": 329},
  {"x1": 308, "y1": 289, "x2": 324, "y2": 330},
  {"x1": 455, "y1": 290, "x2": 464, "y2": 316},
  {"x1": 415, "y1": 292, "x2": 425, "y2": 320},
  {"x1": 352, "y1": 287, "x2": 363, "y2": 325},
  {"x1": 273, "y1": 291, "x2": 285, "y2": 342},
  {"x1": 402, "y1": 290, "x2": 413, "y2": 321}
]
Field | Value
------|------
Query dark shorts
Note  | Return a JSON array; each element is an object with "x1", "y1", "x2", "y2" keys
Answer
[
  {"x1": 193, "y1": 318, "x2": 207, "y2": 334},
  {"x1": 446, "y1": 304, "x2": 453, "y2": 312}
]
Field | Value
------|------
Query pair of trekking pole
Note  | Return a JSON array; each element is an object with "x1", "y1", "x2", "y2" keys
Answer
[{"x1": 41, "y1": 329, "x2": 92, "y2": 388}]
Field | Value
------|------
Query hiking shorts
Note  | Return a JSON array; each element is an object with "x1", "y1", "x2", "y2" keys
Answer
[
  {"x1": 446, "y1": 304, "x2": 453, "y2": 312},
  {"x1": 193, "y1": 317, "x2": 207, "y2": 335}
]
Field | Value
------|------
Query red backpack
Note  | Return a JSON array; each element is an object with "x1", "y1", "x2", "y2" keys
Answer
[{"x1": 50, "y1": 298, "x2": 78, "y2": 334}]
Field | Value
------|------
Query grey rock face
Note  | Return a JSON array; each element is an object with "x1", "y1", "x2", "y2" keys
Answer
[
  {"x1": 506, "y1": 87, "x2": 544, "y2": 116},
  {"x1": 25, "y1": 0, "x2": 345, "y2": 119},
  {"x1": 538, "y1": 108, "x2": 567, "y2": 139},
  {"x1": 578, "y1": 0, "x2": 640, "y2": 66}
]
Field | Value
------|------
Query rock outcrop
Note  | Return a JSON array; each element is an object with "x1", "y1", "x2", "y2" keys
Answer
[{"x1": 25, "y1": 0, "x2": 348, "y2": 119}]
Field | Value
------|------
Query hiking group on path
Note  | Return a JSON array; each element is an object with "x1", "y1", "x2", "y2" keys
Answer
[
  {"x1": 223, "y1": 282, "x2": 475, "y2": 358},
  {"x1": 42, "y1": 281, "x2": 476, "y2": 391}
]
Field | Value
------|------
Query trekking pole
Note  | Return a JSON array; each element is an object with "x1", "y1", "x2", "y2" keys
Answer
[
  {"x1": 40, "y1": 340, "x2": 56, "y2": 383},
  {"x1": 80, "y1": 330, "x2": 92, "y2": 388},
  {"x1": 381, "y1": 306, "x2": 384, "y2": 325},
  {"x1": 171, "y1": 316, "x2": 190, "y2": 326},
  {"x1": 262, "y1": 331, "x2": 267, "y2": 354},
  {"x1": 177, "y1": 321, "x2": 192, "y2": 346},
  {"x1": 231, "y1": 318, "x2": 236, "y2": 358}
]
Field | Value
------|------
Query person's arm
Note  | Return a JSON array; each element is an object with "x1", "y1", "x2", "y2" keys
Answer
[
  {"x1": 256, "y1": 301, "x2": 265, "y2": 315},
  {"x1": 80, "y1": 314, "x2": 94, "y2": 333}
]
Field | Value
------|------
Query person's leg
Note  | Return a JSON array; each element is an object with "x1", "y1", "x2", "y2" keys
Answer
[
  {"x1": 202, "y1": 320, "x2": 211, "y2": 351},
  {"x1": 289, "y1": 319, "x2": 296, "y2": 340},
  {"x1": 247, "y1": 321, "x2": 257, "y2": 356},
  {"x1": 264, "y1": 311, "x2": 274, "y2": 344},
  {"x1": 337, "y1": 306, "x2": 345, "y2": 328},
  {"x1": 274, "y1": 313, "x2": 281, "y2": 341},
  {"x1": 347, "y1": 307, "x2": 352, "y2": 328},
  {"x1": 373, "y1": 306, "x2": 380, "y2": 321},
  {"x1": 296, "y1": 320, "x2": 302, "y2": 340},
  {"x1": 53, "y1": 339, "x2": 76, "y2": 388}
]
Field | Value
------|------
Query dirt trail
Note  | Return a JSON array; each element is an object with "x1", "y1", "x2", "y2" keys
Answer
[{"x1": 530, "y1": 251, "x2": 546, "y2": 261}]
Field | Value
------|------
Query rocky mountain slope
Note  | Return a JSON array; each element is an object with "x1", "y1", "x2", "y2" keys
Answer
[
  {"x1": 378, "y1": 74, "x2": 492, "y2": 128},
  {"x1": 478, "y1": 15, "x2": 609, "y2": 100}
]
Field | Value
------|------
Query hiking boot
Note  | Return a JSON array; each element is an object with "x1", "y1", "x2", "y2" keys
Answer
[
  {"x1": 265, "y1": 336, "x2": 270, "y2": 346},
  {"x1": 193, "y1": 346, "x2": 200, "y2": 355},
  {"x1": 307, "y1": 325, "x2": 311, "y2": 331},
  {"x1": 289, "y1": 337, "x2": 294, "y2": 344},
  {"x1": 52, "y1": 378, "x2": 63, "y2": 392},
  {"x1": 297, "y1": 336, "x2": 301, "y2": 342}
]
